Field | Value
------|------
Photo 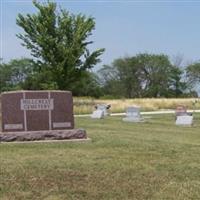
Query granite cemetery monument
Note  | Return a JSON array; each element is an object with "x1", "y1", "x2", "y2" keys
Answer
[
  {"x1": 0, "y1": 91, "x2": 87, "y2": 142},
  {"x1": 91, "y1": 109, "x2": 104, "y2": 119},
  {"x1": 122, "y1": 106, "x2": 144, "y2": 122},
  {"x1": 95, "y1": 104, "x2": 111, "y2": 116},
  {"x1": 91, "y1": 104, "x2": 111, "y2": 119},
  {"x1": 175, "y1": 105, "x2": 193, "y2": 126},
  {"x1": 175, "y1": 105, "x2": 188, "y2": 117}
]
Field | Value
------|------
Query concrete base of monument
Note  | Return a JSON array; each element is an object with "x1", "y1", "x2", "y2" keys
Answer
[{"x1": 0, "y1": 129, "x2": 88, "y2": 142}]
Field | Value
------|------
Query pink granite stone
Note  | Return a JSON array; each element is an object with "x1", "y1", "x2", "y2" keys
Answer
[
  {"x1": 175, "y1": 105, "x2": 187, "y2": 117},
  {"x1": 1, "y1": 91, "x2": 75, "y2": 132}
]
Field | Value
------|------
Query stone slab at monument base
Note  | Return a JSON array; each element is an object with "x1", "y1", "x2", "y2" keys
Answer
[{"x1": 0, "y1": 129, "x2": 87, "y2": 142}]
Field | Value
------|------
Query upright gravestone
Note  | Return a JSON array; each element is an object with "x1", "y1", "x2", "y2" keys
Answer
[
  {"x1": 122, "y1": 106, "x2": 144, "y2": 122},
  {"x1": 175, "y1": 105, "x2": 188, "y2": 117},
  {"x1": 0, "y1": 91, "x2": 87, "y2": 142},
  {"x1": 95, "y1": 104, "x2": 111, "y2": 116},
  {"x1": 91, "y1": 104, "x2": 111, "y2": 119},
  {"x1": 91, "y1": 110, "x2": 104, "y2": 119},
  {"x1": 175, "y1": 104, "x2": 193, "y2": 126}
]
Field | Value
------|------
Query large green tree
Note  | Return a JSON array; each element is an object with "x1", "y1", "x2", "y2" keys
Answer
[
  {"x1": 136, "y1": 54, "x2": 186, "y2": 97},
  {"x1": 98, "y1": 54, "x2": 187, "y2": 98},
  {"x1": 16, "y1": 0, "x2": 104, "y2": 90},
  {"x1": 98, "y1": 57, "x2": 142, "y2": 98}
]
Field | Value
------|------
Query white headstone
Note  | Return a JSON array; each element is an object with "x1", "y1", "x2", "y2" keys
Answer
[
  {"x1": 175, "y1": 115, "x2": 193, "y2": 126},
  {"x1": 123, "y1": 106, "x2": 144, "y2": 122},
  {"x1": 95, "y1": 104, "x2": 110, "y2": 116},
  {"x1": 91, "y1": 110, "x2": 104, "y2": 119}
]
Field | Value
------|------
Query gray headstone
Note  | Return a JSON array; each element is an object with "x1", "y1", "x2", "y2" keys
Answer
[
  {"x1": 126, "y1": 107, "x2": 140, "y2": 118},
  {"x1": 123, "y1": 106, "x2": 144, "y2": 122}
]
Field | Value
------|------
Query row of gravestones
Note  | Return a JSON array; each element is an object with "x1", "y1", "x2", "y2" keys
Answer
[
  {"x1": 91, "y1": 104, "x2": 194, "y2": 126},
  {"x1": 0, "y1": 91, "x2": 195, "y2": 142}
]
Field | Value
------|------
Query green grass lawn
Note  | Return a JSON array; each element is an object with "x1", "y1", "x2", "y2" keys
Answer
[{"x1": 1, "y1": 114, "x2": 200, "y2": 200}]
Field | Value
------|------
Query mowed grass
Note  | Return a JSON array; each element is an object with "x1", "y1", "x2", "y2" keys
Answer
[{"x1": 1, "y1": 114, "x2": 200, "y2": 200}]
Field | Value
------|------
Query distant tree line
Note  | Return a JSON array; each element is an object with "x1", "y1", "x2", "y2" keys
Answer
[
  {"x1": 98, "y1": 54, "x2": 199, "y2": 98},
  {"x1": 0, "y1": 54, "x2": 199, "y2": 98},
  {"x1": 0, "y1": 1, "x2": 199, "y2": 98}
]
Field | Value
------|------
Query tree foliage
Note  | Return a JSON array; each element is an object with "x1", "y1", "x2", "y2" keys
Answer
[
  {"x1": 0, "y1": 54, "x2": 198, "y2": 97},
  {"x1": 135, "y1": 54, "x2": 187, "y2": 97},
  {"x1": 16, "y1": 0, "x2": 104, "y2": 90},
  {"x1": 98, "y1": 54, "x2": 188, "y2": 98},
  {"x1": 0, "y1": 58, "x2": 34, "y2": 92},
  {"x1": 186, "y1": 62, "x2": 200, "y2": 85}
]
